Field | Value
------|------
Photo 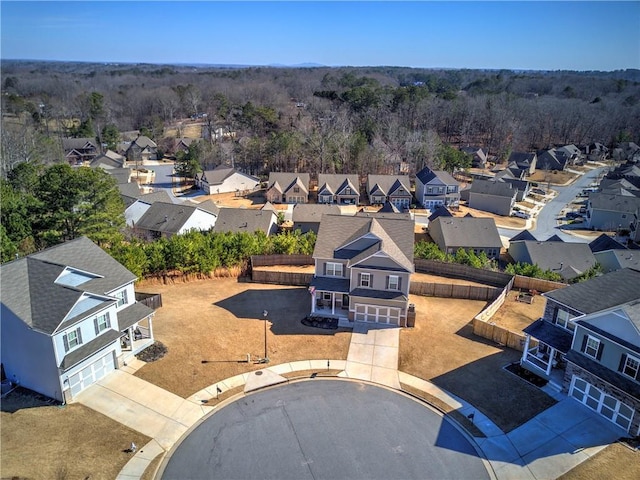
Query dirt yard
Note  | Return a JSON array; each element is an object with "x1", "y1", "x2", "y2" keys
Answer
[
  {"x1": 399, "y1": 295, "x2": 557, "y2": 432},
  {"x1": 487, "y1": 291, "x2": 545, "y2": 332},
  {"x1": 133, "y1": 278, "x2": 352, "y2": 398},
  {"x1": 456, "y1": 204, "x2": 525, "y2": 229},
  {"x1": 529, "y1": 169, "x2": 579, "y2": 186},
  {"x1": 1, "y1": 389, "x2": 150, "y2": 480}
]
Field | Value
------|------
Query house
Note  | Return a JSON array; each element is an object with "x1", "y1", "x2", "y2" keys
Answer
[
  {"x1": 585, "y1": 193, "x2": 640, "y2": 231},
  {"x1": 62, "y1": 137, "x2": 99, "y2": 166},
  {"x1": 106, "y1": 167, "x2": 134, "y2": 186},
  {"x1": 493, "y1": 169, "x2": 530, "y2": 201},
  {"x1": 118, "y1": 183, "x2": 144, "y2": 208},
  {"x1": 317, "y1": 174, "x2": 360, "y2": 205},
  {"x1": 557, "y1": 144, "x2": 582, "y2": 165},
  {"x1": 520, "y1": 268, "x2": 640, "y2": 434},
  {"x1": 292, "y1": 204, "x2": 342, "y2": 234},
  {"x1": 612, "y1": 142, "x2": 640, "y2": 162},
  {"x1": 589, "y1": 233, "x2": 627, "y2": 253},
  {"x1": 429, "y1": 217, "x2": 502, "y2": 259},
  {"x1": 367, "y1": 175, "x2": 414, "y2": 209},
  {"x1": 583, "y1": 142, "x2": 609, "y2": 162},
  {"x1": 594, "y1": 249, "x2": 640, "y2": 273},
  {"x1": 0, "y1": 236, "x2": 156, "y2": 403},
  {"x1": 536, "y1": 149, "x2": 570, "y2": 172},
  {"x1": 90, "y1": 150, "x2": 126, "y2": 169},
  {"x1": 212, "y1": 208, "x2": 278, "y2": 236},
  {"x1": 173, "y1": 138, "x2": 197, "y2": 155},
  {"x1": 133, "y1": 201, "x2": 218, "y2": 240},
  {"x1": 508, "y1": 240, "x2": 597, "y2": 281},
  {"x1": 309, "y1": 214, "x2": 414, "y2": 325},
  {"x1": 125, "y1": 190, "x2": 173, "y2": 227},
  {"x1": 427, "y1": 205, "x2": 454, "y2": 223},
  {"x1": 414, "y1": 167, "x2": 460, "y2": 210},
  {"x1": 508, "y1": 152, "x2": 537, "y2": 175},
  {"x1": 265, "y1": 173, "x2": 310, "y2": 204},
  {"x1": 467, "y1": 178, "x2": 517, "y2": 216},
  {"x1": 126, "y1": 135, "x2": 158, "y2": 164},
  {"x1": 195, "y1": 165, "x2": 260, "y2": 195},
  {"x1": 460, "y1": 146, "x2": 488, "y2": 169},
  {"x1": 355, "y1": 202, "x2": 413, "y2": 221},
  {"x1": 510, "y1": 229, "x2": 537, "y2": 242}
]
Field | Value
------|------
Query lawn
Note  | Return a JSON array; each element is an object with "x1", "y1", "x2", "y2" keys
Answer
[
  {"x1": 399, "y1": 295, "x2": 557, "y2": 432},
  {"x1": 487, "y1": 290, "x2": 545, "y2": 332},
  {"x1": 1, "y1": 388, "x2": 150, "y2": 480},
  {"x1": 559, "y1": 442, "x2": 640, "y2": 480},
  {"x1": 133, "y1": 278, "x2": 352, "y2": 398}
]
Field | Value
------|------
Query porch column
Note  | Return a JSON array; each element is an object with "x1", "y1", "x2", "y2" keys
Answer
[
  {"x1": 546, "y1": 347, "x2": 555, "y2": 376},
  {"x1": 331, "y1": 292, "x2": 335, "y2": 315},
  {"x1": 521, "y1": 335, "x2": 531, "y2": 363},
  {"x1": 148, "y1": 315, "x2": 154, "y2": 340},
  {"x1": 310, "y1": 289, "x2": 316, "y2": 313}
]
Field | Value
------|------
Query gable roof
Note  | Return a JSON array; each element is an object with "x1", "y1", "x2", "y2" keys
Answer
[
  {"x1": 0, "y1": 237, "x2": 136, "y2": 335},
  {"x1": 131, "y1": 135, "x2": 157, "y2": 149},
  {"x1": 589, "y1": 234, "x2": 627, "y2": 253},
  {"x1": 317, "y1": 174, "x2": 359, "y2": 196},
  {"x1": 90, "y1": 150, "x2": 125, "y2": 169},
  {"x1": 201, "y1": 166, "x2": 259, "y2": 186},
  {"x1": 212, "y1": 208, "x2": 276, "y2": 234},
  {"x1": 589, "y1": 193, "x2": 640, "y2": 213},
  {"x1": 118, "y1": 183, "x2": 143, "y2": 206},
  {"x1": 544, "y1": 268, "x2": 640, "y2": 314},
  {"x1": 415, "y1": 167, "x2": 458, "y2": 186},
  {"x1": 292, "y1": 203, "x2": 341, "y2": 223},
  {"x1": 367, "y1": 175, "x2": 412, "y2": 196},
  {"x1": 509, "y1": 241, "x2": 596, "y2": 280},
  {"x1": 431, "y1": 217, "x2": 502, "y2": 249},
  {"x1": 508, "y1": 152, "x2": 536, "y2": 167},
  {"x1": 313, "y1": 214, "x2": 414, "y2": 272},
  {"x1": 547, "y1": 234, "x2": 564, "y2": 242},
  {"x1": 574, "y1": 301, "x2": 640, "y2": 354},
  {"x1": 261, "y1": 201, "x2": 277, "y2": 213},
  {"x1": 510, "y1": 230, "x2": 537, "y2": 242},
  {"x1": 194, "y1": 199, "x2": 221, "y2": 215},
  {"x1": 469, "y1": 178, "x2": 516, "y2": 198},
  {"x1": 427, "y1": 205, "x2": 454, "y2": 222},
  {"x1": 62, "y1": 137, "x2": 97, "y2": 151},
  {"x1": 106, "y1": 168, "x2": 133, "y2": 185},
  {"x1": 135, "y1": 201, "x2": 209, "y2": 233},
  {"x1": 267, "y1": 173, "x2": 310, "y2": 195},
  {"x1": 594, "y1": 249, "x2": 640, "y2": 272}
]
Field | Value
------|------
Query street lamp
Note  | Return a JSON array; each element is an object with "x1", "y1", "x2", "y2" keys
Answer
[{"x1": 262, "y1": 310, "x2": 269, "y2": 363}]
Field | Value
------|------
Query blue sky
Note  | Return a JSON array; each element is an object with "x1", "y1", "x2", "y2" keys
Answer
[{"x1": 1, "y1": 1, "x2": 639, "y2": 71}]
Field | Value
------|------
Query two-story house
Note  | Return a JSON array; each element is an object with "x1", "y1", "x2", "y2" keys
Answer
[
  {"x1": 317, "y1": 174, "x2": 360, "y2": 205},
  {"x1": 62, "y1": 137, "x2": 99, "y2": 166},
  {"x1": 564, "y1": 301, "x2": 640, "y2": 435},
  {"x1": 367, "y1": 175, "x2": 413, "y2": 209},
  {"x1": 265, "y1": 172, "x2": 310, "y2": 204},
  {"x1": 308, "y1": 214, "x2": 414, "y2": 326},
  {"x1": 0, "y1": 236, "x2": 156, "y2": 403},
  {"x1": 520, "y1": 269, "x2": 640, "y2": 420},
  {"x1": 415, "y1": 167, "x2": 460, "y2": 210},
  {"x1": 467, "y1": 178, "x2": 517, "y2": 216},
  {"x1": 125, "y1": 135, "x2": 158, "y2": 164}
]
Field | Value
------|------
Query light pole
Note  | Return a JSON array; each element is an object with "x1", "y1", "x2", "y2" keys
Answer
[{"x1": 262, "y1": 310, "x2": 269, "y2": 363}]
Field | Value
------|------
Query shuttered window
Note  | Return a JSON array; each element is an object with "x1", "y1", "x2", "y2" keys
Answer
[
  {"x1": 63, "y1": 328, "x2": 83, "y2": 352},
  {"x1": 619, "y1": 354, "x2": 640, "y2": 380},
  {"x1": 582, "y1": 335, "x2": 603, "y2": 360},
  {"x1": 94, "y1": 313, "x2": 111, "y2": 334},
  {"x1": 360, "y1": 273, "x2": 371, "y2": 288}
]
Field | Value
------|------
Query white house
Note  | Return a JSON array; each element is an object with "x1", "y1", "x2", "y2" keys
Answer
[
  {"x1": 0, "y1": 237, "x2": 156, "y2": 403},
  {"x1": 124, "y1": 190, "x2": 174, "y2": 227},
  {"x1": 133, "y1": 201, "x2": 219, "y2": 240},
  {"x1": 195, "y1": 165, "x2": 259, "y2": 195}
]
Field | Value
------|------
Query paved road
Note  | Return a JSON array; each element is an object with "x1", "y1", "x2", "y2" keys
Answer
[
  {"x1": 498, "y1": 166, "x2": 608, "y2": 243},
  {"x1": 160, "y1": 380, "x2": 490, "y2": 480}
]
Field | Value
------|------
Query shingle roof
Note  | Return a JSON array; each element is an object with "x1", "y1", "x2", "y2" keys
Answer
[
  {"x1": 469, "y1": 178, "x2": 516, "y2": 198},
  {"x1": 313, "y1": 215, "x2": 414, "y2": 272},
  {"x1": 510, "y1": 241, "x2": 596, "y2": 280},
  {"x1": 0, "y1": 237, "x2": 136, "y2": 335},
  {"x1": 62, "y1": 137, "x2": 97, "y2": 150},
  {"x1": 544, "y1": 268, "x2": 640, "y2": 314},
  {"x1": 589, "y1": 234, "x2": 627, "y2": 253},
  {"x1": 317, "y1": 174, "x2": 359, "y2": 196},
  {"x1": 574, "y1": 302, "x2": 640, "y2": 354},
  {"x1": 106, "y1": 168, "x2": 133, "y2": 185},
  {"x1": 589, "y1": 193, "x2": 640, "y2": 213},
  {"x1": 90, "y1": 150, "x2": 125, "y2": 168},
  {"x1": 267, "y1": 173, "x2": 310, "y2": 194},
  {"x1": 200, "y1": 166, "x2": 259, "y2": 186},
  {"x1": 431, "y1": 217, "x2": 502, "y2": 249},
  {"x1": 135, "y1": 202, "x2": 202, "y2": 233},
  {"x1": 510, "y1": 230, "x2": 537, "y2": 242},
  {"x1": 523, "y1": 319, "x2": 573, "y2": 353},
  {"x1": 195, "y1": 199, "x2": 221, "y2": 215},
  {"x1": 415, "y1": 167, "x2": 458, "y2": 186},
  {"x1": 212, "y1": 208, "x2": 276, "y2": 234},
  {"x1": 137, "y1": 190, "x2": 173, "y2": 205},
  {"x1": 367, "y1": 175, "x2": 412, "y2": 196},
  {"x1": 508, "y1": 152, "x2": 536, "y2": 167},
  {"x1": 131, "y1": 135, "x2": 157, "y2": 149},
  {"x1": 427, "y1": 205, "x2": 453, "y2": 222},
  {"x1": 292, "y1": 204, "x2": 341, "y2": 223}
]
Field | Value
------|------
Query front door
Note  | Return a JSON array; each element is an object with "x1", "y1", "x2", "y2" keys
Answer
[{"x1": 342, "y1": 294, "x2": 349, "y2": 308}]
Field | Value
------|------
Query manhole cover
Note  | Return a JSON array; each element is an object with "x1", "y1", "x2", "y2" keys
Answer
[{"x1": 255, "y1": 371, "x2": 263, "y2": 376}]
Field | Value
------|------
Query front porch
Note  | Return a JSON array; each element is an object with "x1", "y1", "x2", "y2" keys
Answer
[
  {"x1": 309, "y1": 277, "x2": 351, "y2": 320},
  {"x1": 117, "y1": 302, "x2": 156, "y2": 363},
  {"x1": 520, "y1": 319, "x2": 573, "y2": 390}
]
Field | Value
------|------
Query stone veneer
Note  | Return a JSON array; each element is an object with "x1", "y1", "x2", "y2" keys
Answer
[{"x1": 564, "y1": 361, "x2": 640, "y2": 435}]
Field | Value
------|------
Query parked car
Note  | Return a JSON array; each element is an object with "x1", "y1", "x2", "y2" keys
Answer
[
  {"x1": 566, "y1": 211, "x2": 583, "y2": 220},
  {"x1": 512, "y1": 210, "x2": 531, "y2": 219},
  {"x1": 531, "y1": 188, "x2": 546, "y2": 195}
]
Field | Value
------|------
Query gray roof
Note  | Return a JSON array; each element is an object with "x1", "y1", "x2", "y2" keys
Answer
[
  {"x1": 510, "y1": 230, "x2": 537, "y2": 242},
  {"x1": 137, "y1": 190, "x2": 173, "y2": 205},
  {"x1": 0, "y1": 237, "x2": 137, "y2": 335},
  {"x1": 589, "y1": 234, "x2": 627, "y2": 253},
  {"x1": 367, "y1": 175, "x2": 412, "y2": 196},
  {"x1": 106, "y1": 168, "x2": 133, "y2": 185},
  {"x1": 508, "y1": 152, "x2": 536, "y2": 167},
  {"x1": 212, "y1": 208, "x2": 276, "y2": 234},
  {"x1": 317, "y1": 174, "x2": 360, "y2": 196},
  {"x1": 589, "y1": 193, "x2": 640, "y2": 213},
  {"x1": 194, "y1": 199, "x2": 221, "y2": 215},
  {"x1": 574, "y1": 302, "x2": 640, "y2": 354},
  {"x1": 131, "y1": 135, "x2": 157, "y2": 149},
  {"x1": 135, "y1": 201, "x2": 211, "y2": 234},
  {"x1": 509, "y1": 241, "x2": 596, "y2": 280},
  {"x1": 267, "y1": 172, "x2": 310, "y2": 194},
  {"x1": 523, "y1": 319, "x2": 573, "y2": 353},
  {"x1": 431, "y1": 217, "x2": 502, "y2": 249},
  {"x1": 544, "y1": 268, "x2": 640, "y2": 315},
  {"x1": 118, "y1": 183, "x2": 144, "y2": 207},
  {"x1": 313, "y1": 215, "x2": 414, "y2": 272},
  {"x1": 469, "y1": 178, "x2": 516, "y2": 198},
  {"x1": 90, "y1": 150, "x2": 125, "y2": 169},
  {"x1": 427, "y1": 205, "x2": 454, "y2": 222},
  {"x1": 62, "y1": 137, "x2": 97, "y2": 151},
  {"x1": 117, "y1": 302, "x2": 155, "y2": 331},
  {"x1": 261, "y1": 201, "x2": 278, "y2": 212},
  {"x1": 292, "y1": 204, "x2": 341, "y2": 223},
  {"x1": 200, "y1": 166, "x2": 259, "y2": 186},
  {"x1": 595, "y1": 249, "x2": 640, "y2": 272},
  {"x1": 415, "y1": 167, "x2": 458, "y2": 187}
]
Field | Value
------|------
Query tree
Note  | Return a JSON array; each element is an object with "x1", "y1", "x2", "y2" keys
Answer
[
  {"x1": 175, "y1": 142, "x2": 203, "y2": 179},
  {"x1": 436, "y1": 144, "x2": 471, "y2": 172},
  {"x1": 101, "y1": 124, "x2": 120, "y2": 151}
]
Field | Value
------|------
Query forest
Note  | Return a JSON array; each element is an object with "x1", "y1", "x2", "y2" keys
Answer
[{"x1": 2, "y1": 60, "x2": 639, "y2": 179}]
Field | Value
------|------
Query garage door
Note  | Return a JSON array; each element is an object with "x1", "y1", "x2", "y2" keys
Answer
[
  {"x1": 354, "y1": 304, "x2": 400, "y2": 325},
  {"x1": 569, "y1": 375, "x2": 635, "y2": 432},
  {"x1": 69, "y1": 351, "x2": 115, "y2": 397}
]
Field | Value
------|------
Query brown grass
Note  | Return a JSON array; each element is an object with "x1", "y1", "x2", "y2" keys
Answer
[
  {"x1": 456, "y1": 205, "x2": 526, "y2": 229},
  {"x1": 400, "y1": 296, "x2": 557, "y2": 432},
  {"x1": 559, "y1": 442, "x2": 640, "y2": 480},
  {"x1": 529, "y1": 170, "x2": 578, "y2": 185},
  {"x1": 1, "y1": 391, "x2": 150, "y2": 480},
  {"x1": 133, "y1": 278, "x2": 352, "y2": 398},
  {"x1": 487, "y1": 291, "x2": 545, "y2": 332}
]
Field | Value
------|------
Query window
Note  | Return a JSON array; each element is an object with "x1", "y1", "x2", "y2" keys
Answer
[
  {"x1": 115, "y1": 290, "x2": 128, "y2": 307},
  {"x1": 555, "y1": 309, "x2": 574, "y2": 331},
  {"x1": 427, "y1": 187, "x2": 433, "y2": 194},
  {"x1": 326, "y1": 262, "x2": 343, "y2": 277},
  {"x1": 345, "y1": 187, "x2": 351, "y2": 195},
  {"x1": 293, "y1": 186, "x2": 300, "y2": 193},
  {"x1": 95, "y1": 313, "x2": 111, "y2": 334},
  {"x1": 360, "y1": 273, "x2": 371, "y2": 288},
  {"x1": 388, "y1": 275, "x2": 400, "y2": 291},
  {"x1": 621, "y1": 354, "x2": 640, "y2": 380},
  {"x1": 584, "y1": 335, "x2": 601, "y2": 359},
  {"x1": 64, "y1": 328, "x2": 83, "y2": 352}
]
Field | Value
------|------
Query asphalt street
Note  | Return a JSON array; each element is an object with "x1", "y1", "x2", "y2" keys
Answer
[{"x1": 160, "y1": 380, "x2": 490, "y2": 480}]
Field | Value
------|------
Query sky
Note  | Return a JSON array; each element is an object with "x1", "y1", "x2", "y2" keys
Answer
[{"x1": 1, "y1": 1, "x2": 639, "y2": 71}]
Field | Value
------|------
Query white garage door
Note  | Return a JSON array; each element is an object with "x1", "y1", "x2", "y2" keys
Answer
[
  {"x1": 354, "y1": 304, "x2": 400, "y2": 325},
  {"x1": 69, "y1": 351, "x2": 115, "y2": 397},
  {"x1": 569, "y1": 375, "x2": 635, "y2": 432}
]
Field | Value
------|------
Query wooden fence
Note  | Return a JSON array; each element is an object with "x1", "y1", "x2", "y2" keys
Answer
[
  {"x1": 135, "y1": 292, "x2": 163, "y2": 309},
  {"x1": 251, "y1": 255, "x2": 313, "y2": 267},
  {"x1": 472, "y1": 318, "x2": 529, "y2": 352},
  {"x1": 410, "y1": 282, "x2": 502, "y2": 301},
  {"x1": 513, "y1": 275, "x2": 567, "y2": 293},
  {"x1": 414, "y1": 259, "x2": 513, "y2": 288},
  {"x1": 250, "y1": 271, "x2": 314, "y2": 286}
]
